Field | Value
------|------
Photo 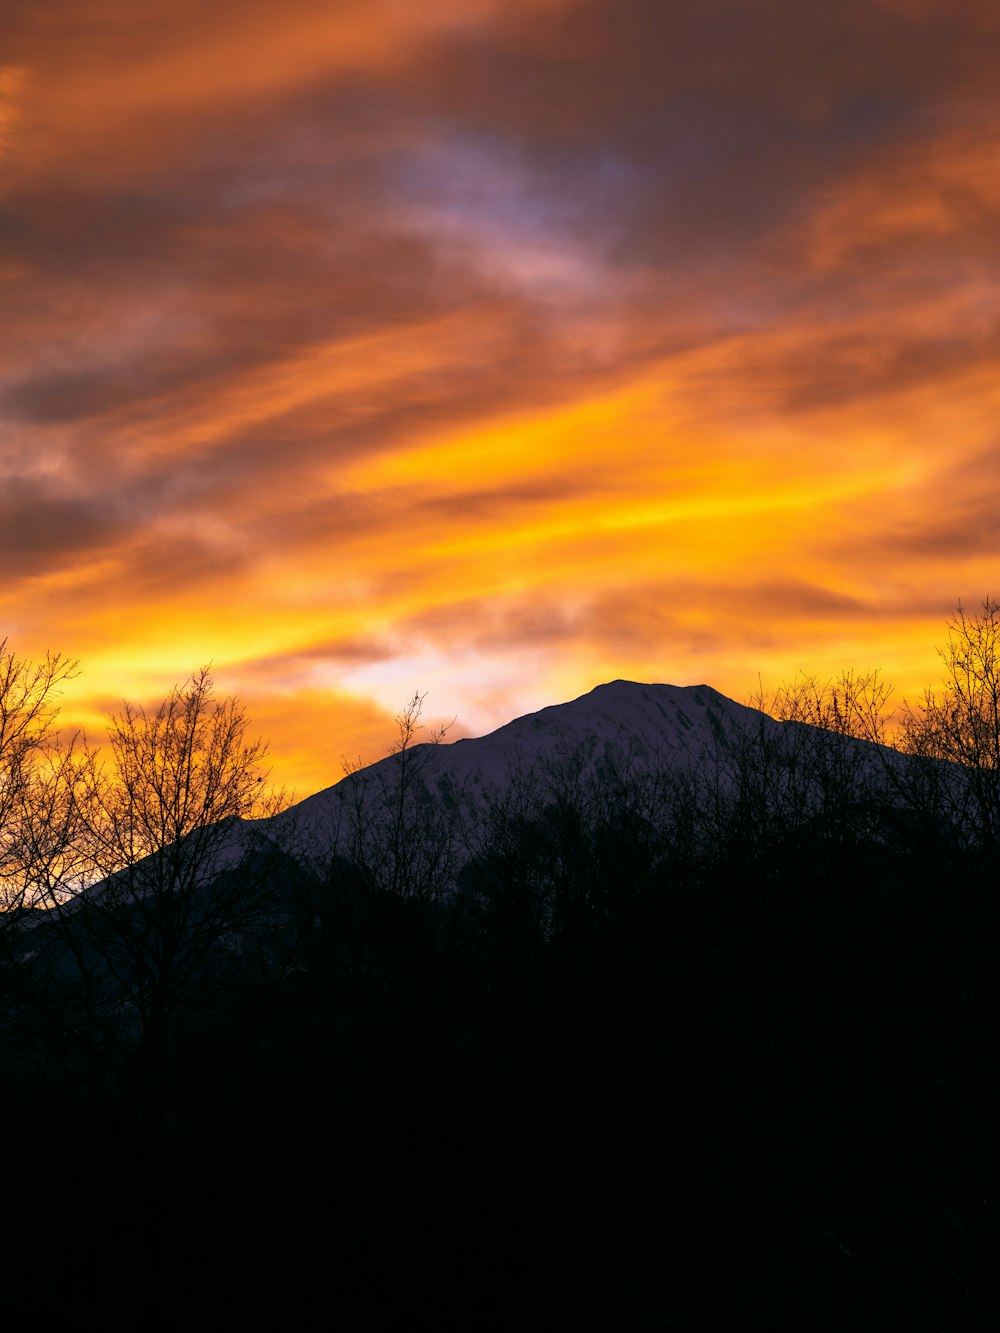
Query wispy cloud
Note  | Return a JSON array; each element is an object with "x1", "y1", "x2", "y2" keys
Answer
[{"x1": 3, "y1": 0, "x2": 998, "y2": 787}]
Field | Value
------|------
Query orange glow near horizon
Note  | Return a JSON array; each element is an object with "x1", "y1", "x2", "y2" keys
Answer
[{"x1": 4, "y1": 1, "x2": 999, "y2": 795}]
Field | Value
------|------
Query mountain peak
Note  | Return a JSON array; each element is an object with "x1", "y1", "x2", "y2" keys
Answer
[
  {"x1": 280, "y1": 678, "x2": 755, "y2": 838},
  {"x1": 582, "y1": 679, "x2": 729, "y2": 703}
]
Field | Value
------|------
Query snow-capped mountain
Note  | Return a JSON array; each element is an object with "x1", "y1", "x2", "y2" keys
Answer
[
  {"x1": 274, "y1": 682, "x2": 737, "y2": 825},
  {"x1": 267, "y1": 680, "x2": 804, "y2": 853},
  {"x1": 257, "y1": 676, "x2": 922, "y2": 882},
  {"x1": 59, "y1": 679, "x2": 910, "y2": 912}
]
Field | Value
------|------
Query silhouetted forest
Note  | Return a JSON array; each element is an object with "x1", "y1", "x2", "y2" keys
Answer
[{"x1": 1, "y1": 604, "x2": 999, "y2": 1330}]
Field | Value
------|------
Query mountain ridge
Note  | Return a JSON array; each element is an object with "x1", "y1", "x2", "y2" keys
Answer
[
  {"x1": 263, "y1": 676, "x2": 916, "y2": 880},
  {"x1": 273, "y1": 679, "x2": 762, "y2": 839}
]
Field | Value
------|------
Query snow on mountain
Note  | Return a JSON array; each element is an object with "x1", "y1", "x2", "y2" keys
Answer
[
  {"x1": 62, "y1": 679, "x2": 918, "y2": 912},
  {"x1": 267, "y1": 680, "x2": 776, "y2": 853}
]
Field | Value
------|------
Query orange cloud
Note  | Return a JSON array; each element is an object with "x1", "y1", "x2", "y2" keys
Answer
[{"x1": 3, "y1": 0, "x2": 999, "y2": 793}]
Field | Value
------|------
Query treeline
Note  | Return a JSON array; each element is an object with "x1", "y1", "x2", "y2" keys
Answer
[{"x1": 1, "y1": 604, "x2": 999, "y2": 1330}]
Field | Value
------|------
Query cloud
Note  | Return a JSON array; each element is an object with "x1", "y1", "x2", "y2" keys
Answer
[
  {"x1": 0, "y1": 475, "x2": 132, "y2": 575},
  {"x1": 0, "y1": 65, "x2": 28, "y2": 161},
  {"x1": 3, "y1": 0, "x2": 999, "y2": 789}
]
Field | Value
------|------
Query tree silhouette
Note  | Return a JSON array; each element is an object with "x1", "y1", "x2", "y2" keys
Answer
[
  {"x1": 60, "y1": 668, "x2": 282, "y2": 1121},
  {"x1": 332, "y1": 690, "x2": 459, "y2": 904},
  {"x1": 901, "y1": 597, "x2": 1000, "y2": 844},
  {"x1": 0, "y1": 640, "x2": 80, "y2": 926}
]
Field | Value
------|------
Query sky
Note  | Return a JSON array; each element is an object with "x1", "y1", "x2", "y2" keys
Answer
[{"x1": 2, "y1": 0, "x2": 999, "y2": 795}]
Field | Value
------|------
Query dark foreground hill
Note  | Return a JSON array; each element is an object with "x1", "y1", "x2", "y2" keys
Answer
[{"x1": 1, "y1": 681, "x2": 997, "y2": 1331}]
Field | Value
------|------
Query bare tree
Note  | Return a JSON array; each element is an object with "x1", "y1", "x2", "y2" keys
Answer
[
  {"x1": 0, "y1": 640, "x2": 80, "y2": 925},
  {"x1": 62, "y1": 668, "x2": 283, "y2": 1115},
  {"x1": 334, "y1": 691, "x2": 459, "y2": 904},
  {"x1": 901, "y1": 597, "x2": 1000, "y2": 843},
  {"x1": 703, "y1": 670, "x2": 897, "y2": 861}
]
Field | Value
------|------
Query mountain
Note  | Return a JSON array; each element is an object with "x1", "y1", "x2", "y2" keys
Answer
[
  {"x1": 266, "y1": 677, "x2": 904, "y2": 866},
  {"x1": 51, "y1": 677, "x2": 918, "y2": 916},
  {"x1": 272, "y1": 680, "x2": 766, "y2": 842}
]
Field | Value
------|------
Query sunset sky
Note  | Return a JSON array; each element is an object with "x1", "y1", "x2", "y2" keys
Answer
[{"x1": 3, "y1": 0, "x2": 999, "y2": 795}]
